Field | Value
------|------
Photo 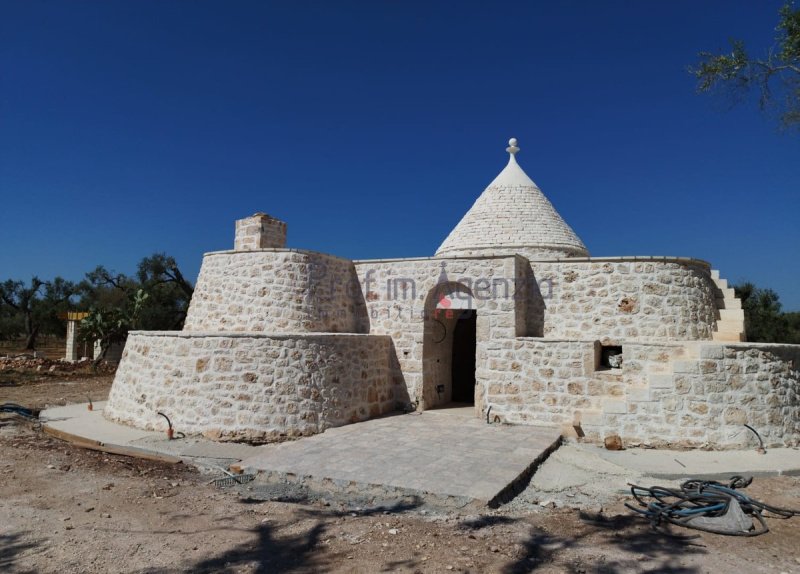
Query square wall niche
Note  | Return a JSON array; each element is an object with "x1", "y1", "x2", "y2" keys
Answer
[{"x1": 594, "y1": 342, "x2": 623, "y2": 371}]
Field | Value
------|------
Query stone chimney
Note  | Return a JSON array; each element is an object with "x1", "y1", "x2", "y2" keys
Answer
[{"x1": 234, "y1": 213, "x2": 287, "y2": 250}]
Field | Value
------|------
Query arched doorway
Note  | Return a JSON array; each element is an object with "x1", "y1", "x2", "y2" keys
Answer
[{"x1": 421, "y1": 281, "x2": 476, "y2": 410}]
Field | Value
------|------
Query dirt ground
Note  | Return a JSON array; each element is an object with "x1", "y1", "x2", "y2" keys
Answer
[{"x1": 2, "y1": 374, "x2": 800, "y2": 573}]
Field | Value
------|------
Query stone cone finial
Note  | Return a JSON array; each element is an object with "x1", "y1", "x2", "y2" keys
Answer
[{"x1": 506, "y1": 137, "x2": 519, "y2": 155}]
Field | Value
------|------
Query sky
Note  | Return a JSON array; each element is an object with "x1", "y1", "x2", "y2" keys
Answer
[{"x1": 1, "y1": 1, "x2": 799, "y2": 309}]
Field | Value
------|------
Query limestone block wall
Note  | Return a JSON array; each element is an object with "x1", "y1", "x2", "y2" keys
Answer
[
  {"x1": 184, "y1": 250, "x2": 368, "y2": 334},
  {"x1": 657, "y1": 343, "x2": 800, "y2": 448},
  {"x1": 530, "y1": 258, "x2": 718, "y2": 342},
  {"x1": 104, "y1": 332, "x2": 397, "y2": 442},
  {"x1": 482, "y1": 338, "x2": 800, "y2": 448},
  {"x1": 480, "y1": 338, "x2": 609, "y2": 428},
  {"x1": 353, "y1": 256, "x2": 520, "y2": 409},
  {"x1": 234, "y1": 213, "x2": 287, "y2": 250},
  {"x1": 353, "y1": 254, "x2": 721, "y2": 408}
]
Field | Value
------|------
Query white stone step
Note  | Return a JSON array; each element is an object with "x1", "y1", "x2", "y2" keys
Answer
[
  {"x1": 716, "y1": 297, "x2": 741, "y2": 309},
  {"x1": 716, "y1": 319, "x2": 744, "y2": 331},
  {"x1": 714, "y1": 278, "x2": 728, "y2": 290},
  {"x1": 712, "y1": 331, "x2": 745, "y2": 342},
  {"x1": 711, "y1": 269, "x2": 720, "y2": 280},
  {"x1": 715, "y1": 287, "x2": 736, "y2": 299},
  {"x1": 718, "y1": 308, "x2": 745, "y2": 321}
]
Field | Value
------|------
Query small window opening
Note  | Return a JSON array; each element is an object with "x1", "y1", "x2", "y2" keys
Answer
[{"x1": 596, "y1": 344, "x2": 623, "y2": 371}]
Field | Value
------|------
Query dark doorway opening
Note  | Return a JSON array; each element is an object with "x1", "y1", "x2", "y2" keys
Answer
[{"x1": 451, "y1": 310, "x2": 477, "y2": 404}]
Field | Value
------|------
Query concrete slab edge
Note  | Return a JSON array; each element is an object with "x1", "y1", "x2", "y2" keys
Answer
[
  {"x1": 242, "y1": 468, "x2": 485, "y2": 513},
  {"x1": 488, "y1": 435, "x2": 564, "y2": 508},
  {"x1": 643, "y1": 468, "x2": 800, "y2": 481},
  {"x1": 42, "y1": 424, "x2": 183, "y2": 464}
]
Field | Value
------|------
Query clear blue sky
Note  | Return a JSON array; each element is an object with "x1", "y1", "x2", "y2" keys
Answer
[{"x1": 1, "y1": 1, "x2": 798, "y2": 309}]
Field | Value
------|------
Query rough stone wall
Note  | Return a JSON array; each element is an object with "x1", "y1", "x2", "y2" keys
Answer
[
  {"x1": 184, "y1": 250, "x2": 368, "y2": 334},
  {"x1": 480, "y1": 338, "x2": 607, "y2": 428},
  {"x1": 354, "y1": 256, "x2": 520, "y2": 409},
  {"x1": 482, "y1": 338, "x2": 800, "y2": 448},
  {"x1": 104, "y1": 332, "x2": 397, "y2": 442},
  {"x1": 353, "y1": 255, "x2": 721, "y2": 410},
  {"x1": 661, "y1": 343, "x2": 800, "y2": 447},
  {"x1": 530, "y1": 259, "x2": 718, "y2": 342},
  {"x1": 234, "y1": 213, "x2": 287, "y2": 250}
]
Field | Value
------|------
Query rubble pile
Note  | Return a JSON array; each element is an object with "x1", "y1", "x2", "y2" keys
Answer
[{"x1": 0, "y1": 355, "x2": 116, "y2": 374}]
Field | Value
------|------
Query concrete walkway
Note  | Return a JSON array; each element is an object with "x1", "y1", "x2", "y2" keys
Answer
[
  {"x1": 40, "y1": 403, "x2": 800, "y2": 507},
  {"x1": 591, "y1": 443, "x2": 800, "y2": 479},
  {"x1": 40, "y1": 402, "x2": 259, "y2": 466},
  {"x1": 238, "y1": 406, "x2": 562, "y2": 505}
]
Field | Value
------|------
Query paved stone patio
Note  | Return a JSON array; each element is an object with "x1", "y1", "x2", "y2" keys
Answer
[{"x1": 238, "y1": 405, "x2": 562, "y2": 503}]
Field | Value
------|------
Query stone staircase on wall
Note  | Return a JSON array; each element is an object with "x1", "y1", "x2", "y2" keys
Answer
[
  {"x1": 588, "y1": 270, "x2": 744, "y2": 426},
  {"x1": 710, "y1": 270, "x2": 746, "y2": 342}
]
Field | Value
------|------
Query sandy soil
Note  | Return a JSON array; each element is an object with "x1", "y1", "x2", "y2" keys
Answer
[{"x1": 2, "y1": 375, "x2": 800, "y2": 573}]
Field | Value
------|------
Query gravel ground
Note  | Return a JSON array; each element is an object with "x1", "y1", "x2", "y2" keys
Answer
[{"x1": 2, "y1": 373, "x2": 800, "y2": 573}]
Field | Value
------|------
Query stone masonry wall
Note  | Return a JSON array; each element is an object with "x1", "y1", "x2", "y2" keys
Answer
[
  {"x1": 184, "y1": 250, "x2": 368, "y2": 334},
  {"x1": 104, "y1": 332, "x2": 397, "y2": 442},
  {"x1": 353, "y1": 255, "x2": 721, "y2": 412},
  {"x1": 663, "y1": 343, "x2": 800, "y2": 447},
  {"x1": 234, "y1": 213, "x2": 287, "y2": 250},
  {"x1": 482, "y1": 338, "x2": 800, "y2": 448},
  {"x1": 354, "y1": 256, "x2": 520, "y2": 410},
  {"x1": 530, "y1": 259, "x2": 718, "y2": 342}
]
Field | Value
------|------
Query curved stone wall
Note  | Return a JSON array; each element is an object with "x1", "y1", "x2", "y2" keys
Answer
[
  {"x1": 529, "y1": 259, "x2": 718, "y2": 342},
  {"x1": 481, "y1": 339, "x2": 800, "y2": 448},
  {"x1": 184, "y1": 250, "x2": 368, "y2": 334},
  {"x1": 104, "y1": 332, "x2": 396, "y2": 442}
]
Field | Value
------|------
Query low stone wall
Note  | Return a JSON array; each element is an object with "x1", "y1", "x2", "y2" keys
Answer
[
  {"x1": 664, "y1": 343, "x2": 800, "y2": 448},
  {"x1": 184, "y1": 250, "x2": 368, "y2": 334},
  {"x1": 104, "y1": 331, "x2": 397, "y2": 442},
  {"x1": 481, "y1": 338, "x2": 800, "y2": 448},
  {"x1": 479, "y1": 338, "x2": 608, "y2": 428},
  {"x1": 529, "y1": 259, "x2": 718, "y2": 342}
]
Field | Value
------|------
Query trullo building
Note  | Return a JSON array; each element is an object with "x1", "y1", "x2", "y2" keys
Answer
[{"x1": 105, "y1": 138, "x2": 800, "y2": 449}]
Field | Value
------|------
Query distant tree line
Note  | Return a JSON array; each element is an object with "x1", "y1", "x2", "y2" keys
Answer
[
  {"x1": 2, "y1": 258, "x2": 796, "y2": 351},
  {"x1": 0, "y1": 254, "x2": 193, "y2": 355},
  {"x1": 733, "y1": 282, "x2": 800, "y2": 344}
]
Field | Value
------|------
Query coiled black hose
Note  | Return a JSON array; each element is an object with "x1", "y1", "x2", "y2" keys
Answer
[{"x1": 626, "y1": 475, "x2": 800, "y2": 536}]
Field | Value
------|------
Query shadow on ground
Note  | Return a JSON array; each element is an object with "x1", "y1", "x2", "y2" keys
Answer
[
  {"x1": 135, "y1": 495, "x2": 707, "y2": 573},
  {"x1": 0, "y1": 532, "x2": 40, "y2": 574},
  {"x1": 140, "y1": 497, "x2": 424, "y2": 573},
  {"x1": 500, "y1": 511, "x2": 706, "y2": 574}
]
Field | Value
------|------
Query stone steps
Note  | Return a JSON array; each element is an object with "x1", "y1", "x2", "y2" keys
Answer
[
  {"x1": 712, "y1": 330, "x2": 746, "y2": 342},
  {"x1": 710, "y1": 270, "x2": 745, "y2": 342},
  {"x1": 717, "y1": 308, "x2": 744, "y2": 321},
  {"x1": 716, "y1": 296, "x2": 741, "y2": 309}
]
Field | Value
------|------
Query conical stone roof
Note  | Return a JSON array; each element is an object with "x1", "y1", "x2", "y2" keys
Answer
[{"x1": 435, "y1": 138, "x2": 588, "y2": 260}]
